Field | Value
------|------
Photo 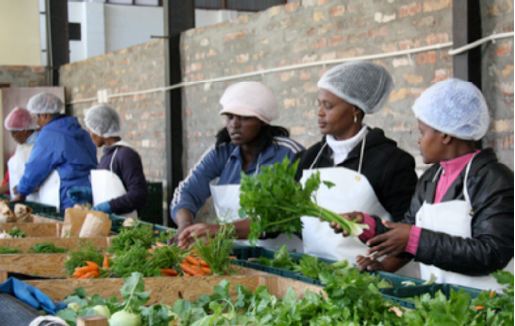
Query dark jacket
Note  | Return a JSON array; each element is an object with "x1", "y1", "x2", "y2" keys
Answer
[
  {"x1": 99, "y1": 145, "x2": 147, "y2": 215},
  {"x1": 395, "y1": 149, "x2": 513, "y2": 275},
  {"x1": 296, "y1": 127, "x2": 417, "y2": 220}
]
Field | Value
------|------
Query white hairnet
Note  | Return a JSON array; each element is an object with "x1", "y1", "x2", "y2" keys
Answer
[
  {"x1": 219, "y1": 81, "x2": 278, "y2": 124},
  {"x1": 84, "y1": 104, "x2": 121, "y2": 137},
  {"x1": 317, "y1": 61, "x2": 393, "y2": 114},
  {"x1": 412, "y1": 78, "x2": 490, "y2": 141},
  {"x1": 27, "y1": 92, "x2": 64, "y2": 114},
  {"x1": 4, "y1": 107, "x2": 38, "y2": 131}
]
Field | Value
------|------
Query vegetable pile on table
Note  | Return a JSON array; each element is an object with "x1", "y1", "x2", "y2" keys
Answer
[
  {"x1": 240, "y1": 158, "x2": 368, "y2": 243},
  {"x1": 65, "y1": 223, "x2": 236, "y2": 278},
  {"x1": 56, "y1": 269, "x2": 514, "y2": 325}
]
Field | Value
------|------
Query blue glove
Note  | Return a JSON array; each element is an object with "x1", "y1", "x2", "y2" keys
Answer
[
  {"x1": 0, "y1": 277, "x2": 66, "y2": 314},
  {"x1": 93, "y1": 201, "x2": 112, "y2": 214},
  {"x1": 66, "y1": 186, "x2": 93, "y2": 204}
]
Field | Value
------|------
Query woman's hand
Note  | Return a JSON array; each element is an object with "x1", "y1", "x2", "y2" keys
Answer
[
  {"x1": 356, "y1": 255, "x2": 384, "y2": 271},
  {"x1": 329, "y1": 211, "x2": 364, "y2": 236},
  {"x1": 177, "y1": 223, "x2": 220, "y2": 249},
  {"x1": 367, "y1": 221, "x2": 411, "y2": 257}
]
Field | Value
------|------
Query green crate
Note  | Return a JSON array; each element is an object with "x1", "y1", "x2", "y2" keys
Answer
[
  {"x1": 231, "y1": 245, "x2": 429, "y2": 292},
  {"x1": 380, "y1": 282, "x2": 482, "y2": 309},
  {"x1": 109, "y1": 214, "x2": 174, "y2": 236}
]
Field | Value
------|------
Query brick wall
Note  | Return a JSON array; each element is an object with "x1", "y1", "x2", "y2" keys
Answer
[
  {"x1": 182, "y1": 0, "x2": 513, "y2": 172},
  {"x1": 481, "y1": 0, "x2": 514, "y2": 168},
  {"x1": 59, "y1": 40, "x2": 167, "y2": 182},
  {"x1": 0, "y1": 66, "x2": 48, "y2": 87},
  {"x1": 181, "y1": 0, "x2": 454, "y2": 172}
]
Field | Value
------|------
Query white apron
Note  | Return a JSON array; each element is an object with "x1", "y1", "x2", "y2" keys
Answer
[
  {"x1": 32, "y1": 170, "x2": 61, "y2": 211},
  {"x1": 91, "y1": 142, "x2": 138, "y2": 219},
  {"x1": 416, "y1": 156, "x2": 513, "y2": 290},
  {"x1": 210, "y1": 178, "x2": 303, "y2": 252},
  {"x1": 301, "y1": 139, "x2": 419, "y2": 277},
  {"x1": 8, "y1": 143, "x2": 37, "y2": 202}
]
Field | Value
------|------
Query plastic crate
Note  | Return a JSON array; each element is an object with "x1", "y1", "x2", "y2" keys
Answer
[
  {"x1": 137, "y1": 182, "x2": 163, "y2": 225},
  {"x1": 380, "y1": 282, "x2": 483, "y2": 309},
  {"x1": 22, "y1": 201, "x2": 61, "y2": 219},
  {"x1": 231, "y1": 245, "x2": 430, "y2": 290},
  {"x1": 109, "y1": 214, "x2": 174, "y2": 236}
]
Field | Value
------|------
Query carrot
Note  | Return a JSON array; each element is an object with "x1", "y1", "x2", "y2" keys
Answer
[
  {"x1": 489, "y1": 290, "x2": 496, "y2": 298},
  {"x1": 78, "y1": 270, "x2": 100, "y2": 279},
  {"x1": 184, "y1": 255, "x2": 210, "y2": 268},
  {"x1": 102, "y1": 255, "x2": 110, "y2": 269},
  {"x1": 200, "y1": 266, "x2": 212, "y2": 275},
  {"x1": 180, "y1": 262, "x2": 205, "y2": 276},
  {"x1": 160, "y1": 268, "x2": 178, "y2": 277},
  {"x1": 73, "y1": 265, "x2": 97, "y2": 277},
  {"x1": 474, "y1": 305, "x2": 485, "y2": 311}
]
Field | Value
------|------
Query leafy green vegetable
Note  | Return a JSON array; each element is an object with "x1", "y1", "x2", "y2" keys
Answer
[
  {"x1": 7, "y1": 227, "x2": 26, "y2": 238},
  {"x1": 64, "y1": 243, "x2": 104, "y2": 275},
  {"x1": 193, "y1": 224, "x2": 235, "y2": 275},
  {"x1": 109, "y1": 224, "x2": 155, "y2": 254},
  {"x1": 254, "y1": 245, "x2": 296, "y2": 270},
  {"x1": 239, "y1": 158, "x2": 368, "y2": 243},
  {"x1": 29, "y1": 242, "x2": 68, "y2": 253},
  {"x1": 111, "y1": 245, "x2": 152, "y2": 277},
  {"x1": 0, "y1": 246, "x2": 21, "y2": 254},
  {"x1": 58, "y1": 272, "x2": 171, "y2": 326},
  {"x1": 145, "y1": 245, "x2": 186, "y2": 274}
]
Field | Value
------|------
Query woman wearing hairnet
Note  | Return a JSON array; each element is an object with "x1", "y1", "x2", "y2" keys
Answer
[
  {"x1": 13, "y1": 93, "x2": 97, "y2": 211},
  {"x1": 335, "y1": 79, "x2": 513, "y2": 290},
  {"x1": 172, "y1": 81, "x2": 304, "y2": 250},
  {"x1": 0, "y1": 107, "x2": 39, "y2": 199},
  {"x1": 297, "y1": 61, "x2": 418, "y2": 270},
  {"x1": 67, "y1": 105, "x2": 147, "y2": 217}
]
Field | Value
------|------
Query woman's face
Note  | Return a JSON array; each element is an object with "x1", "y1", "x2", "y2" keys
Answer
[
  {"x1": 224, "y1": 113, "x2": 264, "y2": 146},
  {"x1": 10, "y1": 130, "x2": 32, "y2": 144},
  {"x1": 89, "y1": 130, "x2": 104, "y2": 147},
  {"x1": 317, "y1": 89, "x2": 358, "y2": 140},
  {"x1": 417, "y1": 120, "x2": 446, "y2": 164}
]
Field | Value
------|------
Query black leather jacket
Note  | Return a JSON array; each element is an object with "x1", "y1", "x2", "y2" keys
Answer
[
  {"x1": 399, "y1": 149, "x2": 513, "y2": 275},
  {"x1": 296, "y1": 127, "x2": 418, "y2": 220}
]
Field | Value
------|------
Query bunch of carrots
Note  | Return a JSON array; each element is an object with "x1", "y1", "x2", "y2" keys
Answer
[
  {"x1": 72, "y1": 253, "x2": 213, "y2": 278},
  {"x1": 179, "y1": 255, "x2": 211, "y2": 276},
  {"x1": 72, "y1": 255, "x2": 109, "y2": 279}
]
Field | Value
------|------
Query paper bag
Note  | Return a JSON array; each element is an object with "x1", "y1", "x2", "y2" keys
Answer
[{"x1": 79, "y1": 212, "x2": 111, "y2": 238}]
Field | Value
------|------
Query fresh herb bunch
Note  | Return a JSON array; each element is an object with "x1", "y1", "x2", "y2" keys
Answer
[
  {"x1": 111, "y1": 245, "x2": 152, "y2": 277},
  {"x1": 7, "y1": 227, "x2": 26, "y2": 238},
  {"x1": 109, "y1": 224, "x2": 155, "y2": 254},
  {"x1": 255, "y1": 245, "x2": 296, "y2": 270},
  {"x1": 193, "y1": 224, "x2": 235, "y2": 275},
  {"x1": 239, "y1": 158, "x2": 367, "y2": 242},
  {"x1": 403, "y1": 271, "x2": 514, "y2": 325},
  {"x1": 146, "y1": 245, "x2": 186, "y2": 274},
  {"x1": 29, "y1": 242, "x2": 68, "y2": 253},
  {"x1": 171, "y1": 275, "x2": 401, "y2": 325},
  {"x1": 0, "y1": 246, "x2": 21, "y2": 254},
  {"x1": 65, "y1": 243, "x2": 104, "y2": 275}
]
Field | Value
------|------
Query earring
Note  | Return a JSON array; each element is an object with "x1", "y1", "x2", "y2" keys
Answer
[{"x1": 353, "y1": 115, "x2": 358, "y2": 123}]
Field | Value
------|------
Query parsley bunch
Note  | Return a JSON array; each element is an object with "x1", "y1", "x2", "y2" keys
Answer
[{"x1": 240, "y1": 158, "x2": 368, "y2": 242}]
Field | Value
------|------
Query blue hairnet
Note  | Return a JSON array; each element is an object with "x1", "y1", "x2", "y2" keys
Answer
[
  {"x1": 317, "y1": 61, "x2": 393, "y2": 114},
  {"x1": 84, "y1": 104, "x2": 121, "y2": 137},
  {"x1": 412, "y1": 79, "x2": 490, "y2": 141},
  {"x1": 27, "y1": 92, "x2": 64, "y2": 114}
]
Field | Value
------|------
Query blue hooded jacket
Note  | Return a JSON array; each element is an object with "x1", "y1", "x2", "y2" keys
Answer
[{"x1": 17, "y1": 116, "x2": 97, "y2": 211}]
